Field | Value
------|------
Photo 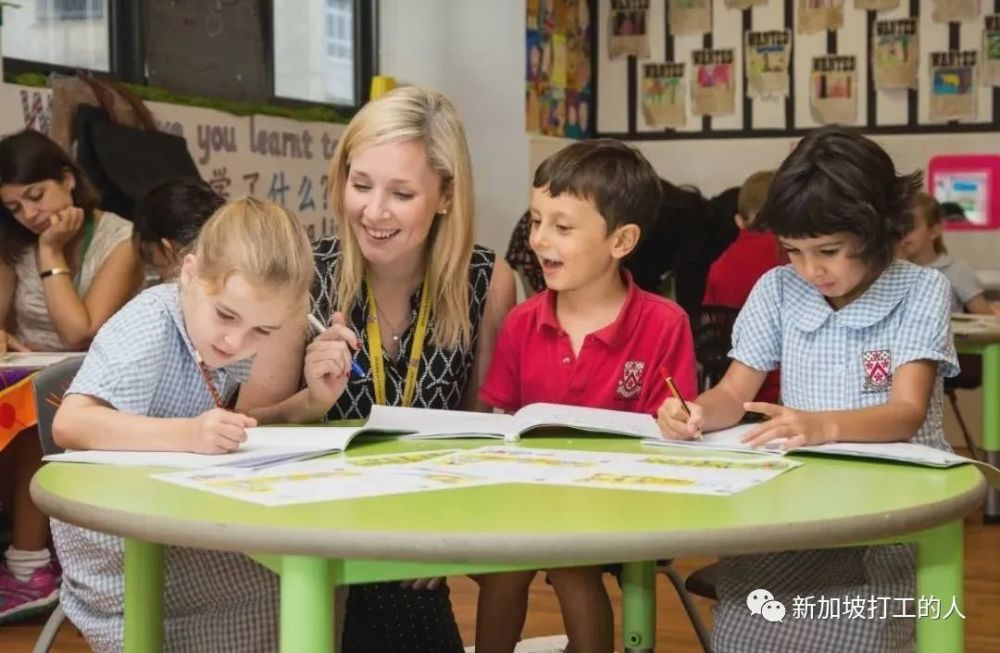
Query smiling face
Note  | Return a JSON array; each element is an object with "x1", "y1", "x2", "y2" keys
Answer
[
  {"x1": 779, "y1": 232, "x2": 878, "y2": 308},
  {"x1": 528, "y1": 185, "x2": 636, "y2": 293},
  {"x1": 0, "y1": 173, "x2": 75, "y2": 235},
  {"x1": 342, "y1": 139, "x2": 448, "y2": 271},
  {"x1": 179, "y1": 257, "x2": 299, "y2": 369}
]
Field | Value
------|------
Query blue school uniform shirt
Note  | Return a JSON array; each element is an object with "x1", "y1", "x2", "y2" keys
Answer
[
  {"x1": 52, "y1": 283, "x2": 283, "y2": 653},
  {"x1": 731, "y1": 259, "x2": 959, "y2": 448},
  {"x1": 710, "y1": 260, "x2": 958, "y2": 653}
]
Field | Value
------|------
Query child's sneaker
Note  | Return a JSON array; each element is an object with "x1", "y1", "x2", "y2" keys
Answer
[{"x1": 0, "y1": 563, "x2": 61, "y2": 624}]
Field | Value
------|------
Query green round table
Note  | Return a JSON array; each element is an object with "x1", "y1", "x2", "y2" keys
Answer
[{"x1": 31, "y1": 436, "x2": 986, "y2": 652}]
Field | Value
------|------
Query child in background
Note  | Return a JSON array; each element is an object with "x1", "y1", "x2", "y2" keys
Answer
[
  {"x1": 658, "y1": 125, "x2": 958, "y2": 652},
  {"x1": 898, "y1": 191, "x2": 997, "y2": 315},
  {"x1": 133, "y1": 177, "x2": 224, "y2": 281},
  {"x1": 702, "y1": 170, "x2": 781, "y2": 403},
  {"x1": 0, "y1": 130, "x2": 144, "y2": 623},
  {"x1": 50, "y1": 197, "x2": 338, "y2": 652},
  {"x1": 702, "y1": 170, "x2": 780, "y2": 309},
  {"x1": 477, "y1": 140, "x2": 697, "y2": 653}
]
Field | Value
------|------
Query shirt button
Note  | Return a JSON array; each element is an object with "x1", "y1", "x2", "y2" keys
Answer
[{"x1": 562, "y1": 356, "x2": 571, "y2": 364}]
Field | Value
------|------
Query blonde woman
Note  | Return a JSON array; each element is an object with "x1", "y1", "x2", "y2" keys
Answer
[{"x1": 245, "y1": 86, "x2": 515, "y2": 650}]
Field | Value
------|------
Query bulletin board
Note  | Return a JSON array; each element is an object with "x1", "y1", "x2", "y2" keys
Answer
[{"x1": 589, "y1": 0, "x2": 1000, "y2": 140}]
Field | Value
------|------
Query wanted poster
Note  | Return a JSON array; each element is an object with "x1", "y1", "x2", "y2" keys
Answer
[
  {"x1": 799, "y1": 0, "x2": 845, "y2": 35},
  {"x1": 873, "y1": 18, "x2": 919, "y2": 89},
  {"x1": 670, "y1": 0, "x2": 712, "y2": 35},
  {"x1": 642, "y1": 63, "x2": 687, "y2": 127},
  {"x1": 811, "y1": 55, "x2": 858, "y2": 124},
  {"x1": 929, "y1": 50, "x2": 978, "y2": 120},
  {"x1": 745, "y1": 30, "x2": 793, "y2": 98},
  {"x1": 984, "y1": 15, "x2": 1000, "y2": 86},
  {"x1": 609, "y1": 0, "x2": 651, "y2": 59},
  {"x1": 692, "y1": 49, "x2": 737, "y2": 116},
  {"x1": 932, "y1": 0, "x2": 981, "y2": 23}
]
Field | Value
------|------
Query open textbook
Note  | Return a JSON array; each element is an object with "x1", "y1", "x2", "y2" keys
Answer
[
  {"x1": 0, "y1": 352, "x2": 85, "y2": 369},
  {"x1": 645, "y1": 423, "x2": 1000, "y2": 485},
  {"x1": 44, "y1": 403, "x2": 662, "y2": 469}
]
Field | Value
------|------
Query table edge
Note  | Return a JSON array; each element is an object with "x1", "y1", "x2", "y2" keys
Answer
[{"x1": 31, "y1": 472, "x2": 988, "y2": 564}]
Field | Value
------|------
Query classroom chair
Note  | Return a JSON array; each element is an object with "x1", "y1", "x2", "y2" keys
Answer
[
  {"x1": 944, "y1": 354, "x2": 983, "y2": 462},
  {"x1": 693, "y1": 305, "x2": 739, "y2": 393},
  {"x1": 29, "y1": 357, "x2": 83, "y2": 653},
  {"x1": 657, "y1": 561, "x2": 713, "y2": 652}
]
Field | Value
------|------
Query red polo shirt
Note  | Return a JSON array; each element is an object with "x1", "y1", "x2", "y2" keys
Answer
[
  {"x1": 703, "y1": 229, "x2": 781, "y2": 309},
  {"x1": 481, "y1": 273, "x2": 697, "y2": 415},
  {"x1": 702, "y1": 229, "x2": 782, "y2": 403}
]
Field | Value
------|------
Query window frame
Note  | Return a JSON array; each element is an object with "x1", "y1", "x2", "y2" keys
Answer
[{"x1": 2, "y1": 0, "x2": 377, "y2": 115}]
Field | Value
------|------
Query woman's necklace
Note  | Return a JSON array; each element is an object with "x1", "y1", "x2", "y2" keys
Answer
[{"x1": 378, "y1": 306, "x2": 412, "y2": 344}]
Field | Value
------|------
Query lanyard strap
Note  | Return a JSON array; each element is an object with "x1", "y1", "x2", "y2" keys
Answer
[{"x1": 365, "y1": 267, "x2": 432, "y2": 408}]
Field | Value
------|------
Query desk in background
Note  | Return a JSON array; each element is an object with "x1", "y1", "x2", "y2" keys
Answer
[
  {"x1": 32, "y1": 436, "x2": 985, "y2": 653},
  {"x1": 952, "y1": 316, "x2": 1000, "y2": 522}
]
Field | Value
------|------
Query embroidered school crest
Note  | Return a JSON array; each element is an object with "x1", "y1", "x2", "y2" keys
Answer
[
  {"x1": 862, "y1": 349, "x2": 892, "y2": 393},
  {"x1": 617, "y1": 361, "x2": 645, "y2": 399}
]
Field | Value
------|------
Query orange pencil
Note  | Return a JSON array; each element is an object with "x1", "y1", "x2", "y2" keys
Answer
[{"x1": 659, "y1": 366, "x2": 691, "y2": 417}]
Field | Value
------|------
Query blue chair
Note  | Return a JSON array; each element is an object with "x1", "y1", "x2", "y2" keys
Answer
[{"x1": 30, "y1": 357, "x2": 83, "y2": 653}]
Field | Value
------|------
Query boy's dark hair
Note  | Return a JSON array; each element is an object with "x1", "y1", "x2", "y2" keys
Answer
[
  {"x1": 132, "y1": 178, "x2": 224, "y2": 252},
  {"x1": 0, "y1": 129, "x2": 101, "y2": 264},
  {"x1": 754, "y1": 125, "x2": 920, "y2": 270},
  {"x1": 532, "y1": 138, "x2": 662, "y2": 236}
]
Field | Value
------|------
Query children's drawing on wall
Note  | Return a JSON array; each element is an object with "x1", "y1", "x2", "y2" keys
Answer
[
  {"x1": 564, "y1": 90, "x2": 589, "y2": 138},
  {"x1": 810, "y1": 55, "x2": 857, "y2": 124},
  {"x1": 642, "y1": 63, "x2": 687, "y2": 128},
  {"x1": 929, "y1": 50, "x2": 978, "y2": 121},
  {"x1": 855, "y1": 0, "x2": 899, "y2": 10},
  {"x1": 932, "y1": 0, "x2": 981, "y2": 23},
  {"x1": 798, "y1": 0, "x2": 844, "y2": 35},
  {"x1": 608, "y1": 0, "x2": 651, "y2": 59},
  {"x1": 873, "y1": 18, "x2": 919, "y2": 90},
  {"x1": 984, "y1": 15, "x2": 1000, "y2": 86},
  {"x1": 526, "y1": 0, "x2": 593, "y2": 137},
  {"x1": 745, "y1": 30, "x2": 792, "y2": 99},
  {"x1": 669, "y1": 0, "x2": 711, "y2": 36},
  {"x1": 692, "y1": 49, "x2": 736, "y2": 116},
  {"x1": 725, "y1": 0, "x2": 769, "y2": 9}
]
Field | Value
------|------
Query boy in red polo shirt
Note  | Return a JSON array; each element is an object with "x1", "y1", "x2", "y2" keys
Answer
[
  {"x1": 702, "y1": 170, "x2": 781, "y2": 403},
  {"x1": 475, "y1": 139, "x2": 697, "y2": 653}
]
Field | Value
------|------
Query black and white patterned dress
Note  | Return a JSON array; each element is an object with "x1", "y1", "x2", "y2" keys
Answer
[{"x1": 310, "y1": 237, "x2": 495, "y2": 652}]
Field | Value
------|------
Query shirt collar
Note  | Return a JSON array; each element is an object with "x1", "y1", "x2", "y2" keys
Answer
[
  {"x1": 537, "y1": 270, "x2": 642, "y2": 347},
  {"x1": 788, "y1": 260, "x2": 913, "y2": 332}
]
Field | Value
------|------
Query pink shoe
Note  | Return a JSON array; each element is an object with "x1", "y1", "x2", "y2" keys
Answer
[{"x1": 0, "y1": 563, "x2": 61, "y2": 624}]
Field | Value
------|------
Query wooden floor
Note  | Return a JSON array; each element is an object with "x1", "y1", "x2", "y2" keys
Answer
[{"x1": 3, "y1": 511, "x2": 998, "y2": 652}]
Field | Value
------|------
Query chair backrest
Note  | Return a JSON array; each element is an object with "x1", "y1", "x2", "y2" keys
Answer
[
  {"x1": 32, "y1": 358, "x2": 84, "y2": 456},
  {"x1": 693, "y1": 305, "x2": 740, "y2": 392}
]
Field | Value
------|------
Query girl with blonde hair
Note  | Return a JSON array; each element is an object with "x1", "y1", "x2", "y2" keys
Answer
[
  {"x1": 51, "y1": 197, "x2": 339, "y2": 651},
  {"x1": 244, "y1": 86, "x2": 515, "y2": 651}
]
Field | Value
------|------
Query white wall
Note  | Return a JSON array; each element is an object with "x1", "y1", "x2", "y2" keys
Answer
[{"x1": 379, "y1": 0, "x2": 530, "y2": 257}]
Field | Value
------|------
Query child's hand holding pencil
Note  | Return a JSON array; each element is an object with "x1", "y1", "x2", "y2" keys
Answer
[{"x1": 655, "y1": 367, "x2": 704, "y2": 440}]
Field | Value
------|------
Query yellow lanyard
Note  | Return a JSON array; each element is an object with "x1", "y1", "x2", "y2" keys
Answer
[{"x1": 365, "y1": 267, "x2": 432, "y2": 407}]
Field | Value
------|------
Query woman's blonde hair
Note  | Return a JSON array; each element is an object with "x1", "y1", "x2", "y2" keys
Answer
[
  {"x1": 328, "y1": 86, "x2": 475, "y2": 350},
  {"x1": 192, "y1": 196, "x2": 314, "y2": 297}
]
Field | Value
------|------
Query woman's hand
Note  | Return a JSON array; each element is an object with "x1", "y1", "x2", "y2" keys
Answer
[
  {"x1": 656, "y1": 398, "x2": 704, "y2": 440},
  {"x1": 0, "y1": 329, "x2": 30, "y2": 354},
  {"x1": 186, "y1": 408, "x2": 257, "y2": 454},
  {"x1": 303, "y1": 312, "x2": 360, "y2": 413},
  {"x1": 740, "y1": 402, "x2": 830, "y2": 450},
  {"x1": 38, "y1": 207, "x2": 84, "y2": 252}
]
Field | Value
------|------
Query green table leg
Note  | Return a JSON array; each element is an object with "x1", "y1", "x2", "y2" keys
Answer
[
  {"x1": 621, "y1": 560, "x2": 656, "y2": 653},
  {"x1": 280, "y1": 556, "x2": 337, "y2": 652},
  {"x1": 123, "y1": 539, "x2": 164, "y2": 653},
  {"x1": 981, "y1": 344, "x2": 1000, "y2": 521},
  {"x1": 915, "y1": 521, "x2": 964, "y2": 653}
]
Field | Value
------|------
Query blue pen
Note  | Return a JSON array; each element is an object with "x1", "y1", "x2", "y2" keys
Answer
[{"x1": 307, "y1": 314, "x2": 364, "y2": 377}]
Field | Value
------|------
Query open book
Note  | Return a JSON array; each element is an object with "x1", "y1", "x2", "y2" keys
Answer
[
  {"x1": 0, "y1": 352, "x2": 85, "y2": 369},
  {"x1": 644, "y1": 423, "x2": 1000, "y2": 485},
  {"x1": 43, "y1": 403, "x2": 662, "y2": 469}
]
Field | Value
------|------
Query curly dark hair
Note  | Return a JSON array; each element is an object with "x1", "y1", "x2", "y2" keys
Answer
[{"x1": 753, "y1": 125, "x2": 920, "y2": 270}]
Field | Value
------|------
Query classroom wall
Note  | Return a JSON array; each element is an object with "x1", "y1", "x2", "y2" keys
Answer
[
  {"x1": 0, "y1": 82, "x2": 344, "y2": 240},
  {"x1": 379, "y1": 0, "x2": 531, "y2": 258},
  {"x1": 598, "y1": 0, "x2": 997, "y2": 134}
]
